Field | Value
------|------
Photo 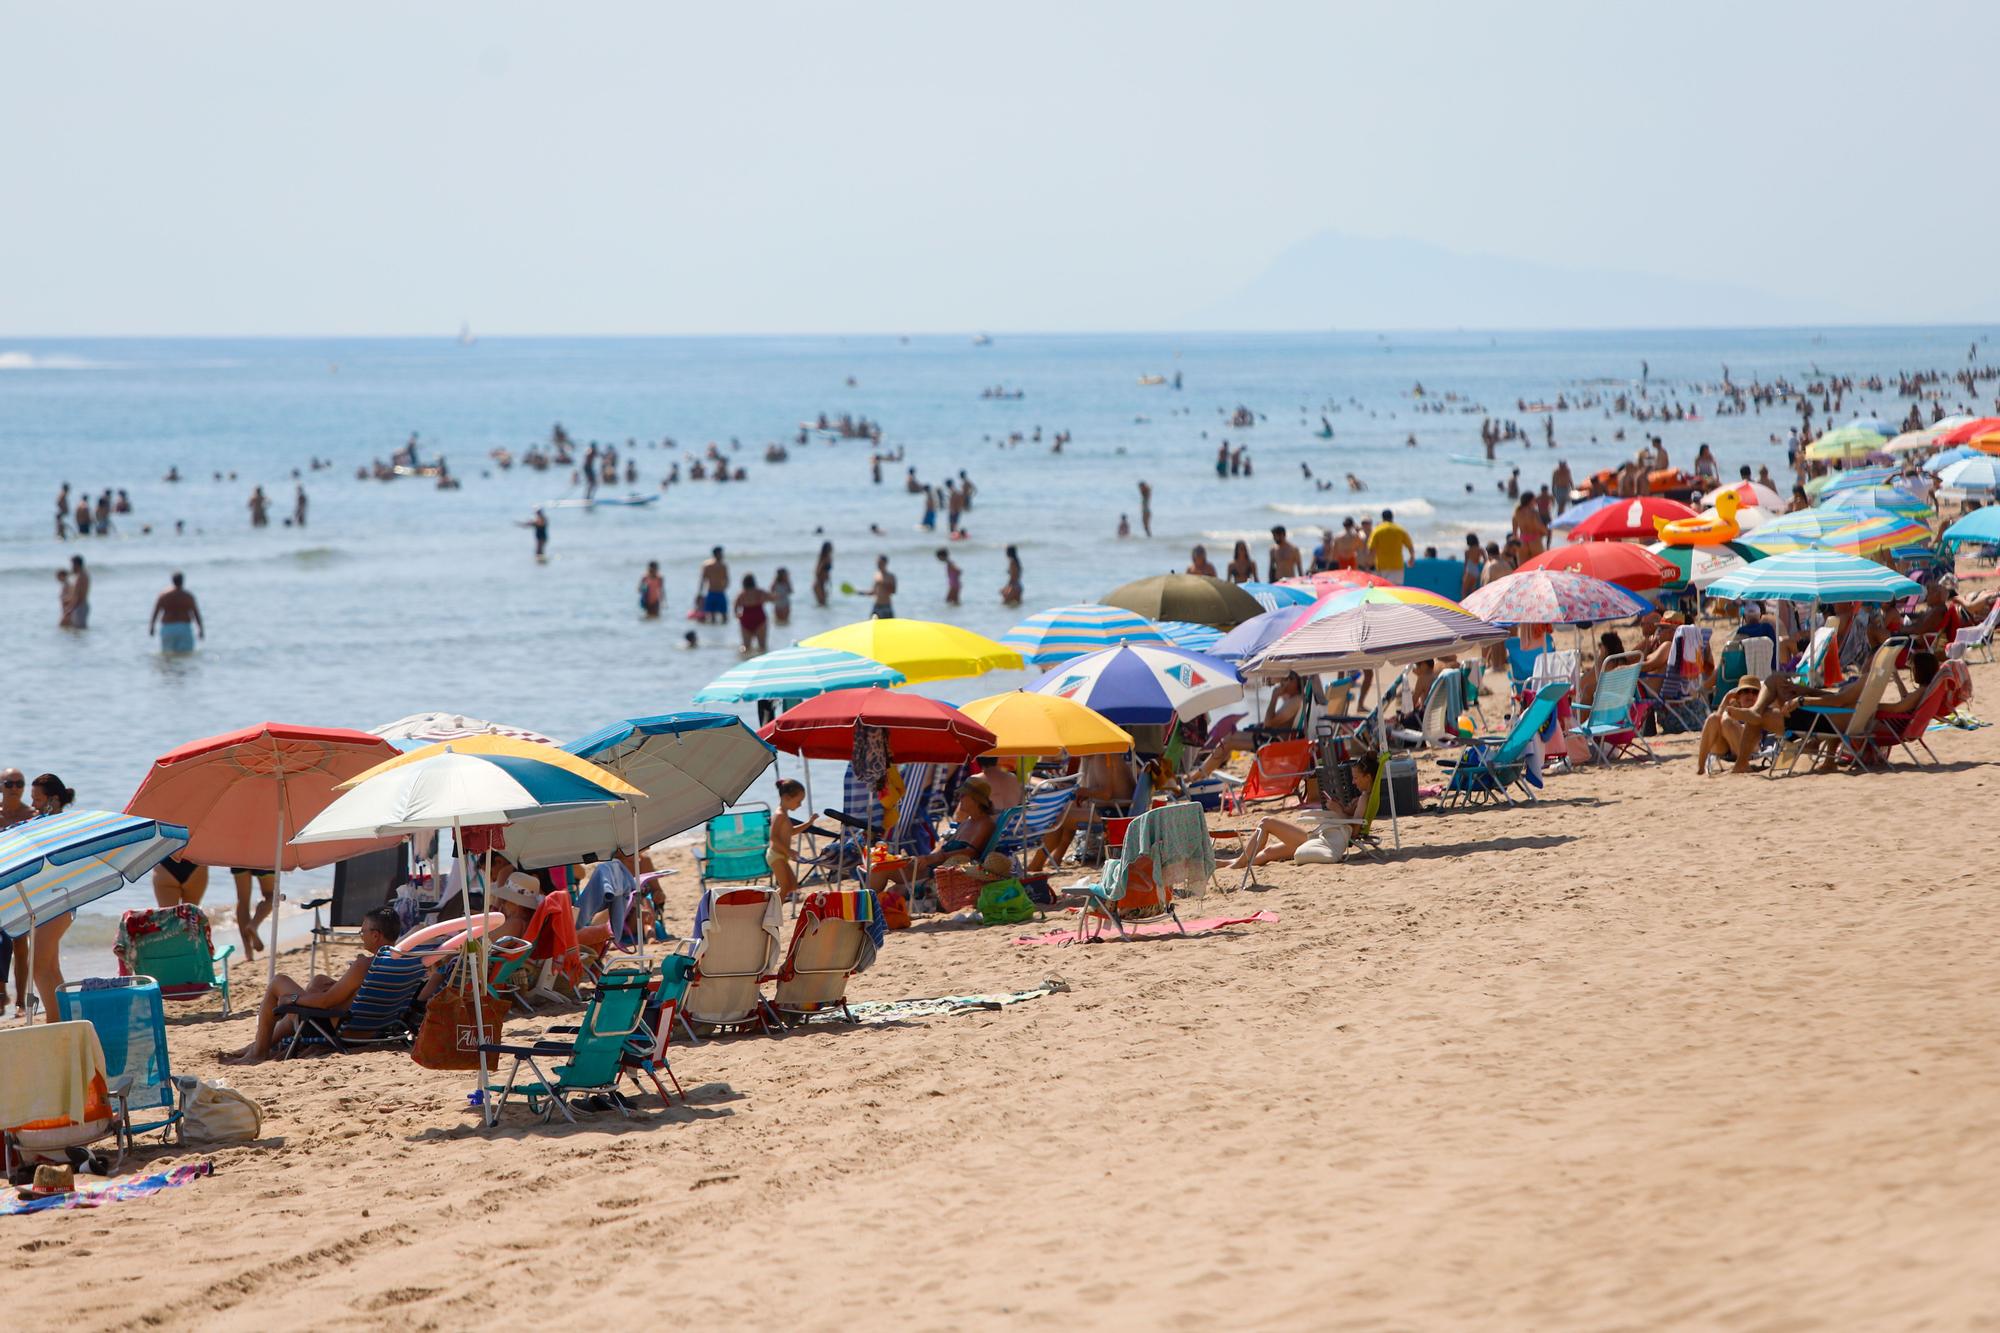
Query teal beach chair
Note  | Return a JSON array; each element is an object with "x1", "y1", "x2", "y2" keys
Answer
[
  {"x1": 1440, "y1": 681, "x2": 1571, "y2": 807},
  {"x1": 694, "y1": 804, "x2": 774, "y2": 891},
  {"x1": 1567, "y1": 654, "x2": 1653, "y2": 764},
  {"x1": 481, "y1": 967, "x2": 653, "y2": 1123},
  {"x1": 115, "y1": 905, "x2": 235, "y2": 1017},
  {"x1": 57, "y1": 976, "x2": 182, "y2": 1144}
]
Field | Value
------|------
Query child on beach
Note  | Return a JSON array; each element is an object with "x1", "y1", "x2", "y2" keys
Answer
[
  {"x1": 936, "y1": 548, "x2": 962, "y2": 605},
  {"x1": 769, "y1": 778, "x2": 805, "y2": 899}
]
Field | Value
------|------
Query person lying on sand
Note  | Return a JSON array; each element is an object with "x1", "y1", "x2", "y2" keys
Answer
[{"x1": 220, "y1": 907, "x2": 401, "y2": 1064}]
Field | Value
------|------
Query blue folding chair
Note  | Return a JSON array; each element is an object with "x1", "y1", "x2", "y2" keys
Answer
[
  {"x1": 1440, "y1": 682, "x2": 1571, "y2": 807},
  {"x1": 995, "y1": 776, "x2": 1078, "y2": 872},
  {"x1": 57, "y1": 976, "x2": 181, "y2": 1144},
  {"x1": 693, "y1": 804, "x2": 774, "y2": 891},
  {"x1": 1568, "y1": 654, "x2": 1654, "y2": 764}
]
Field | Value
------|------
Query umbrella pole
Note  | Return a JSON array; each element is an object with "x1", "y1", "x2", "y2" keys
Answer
[
  {"x1": 456, "y1": 819, "x2": 491, "y2": 1129},
  {"x1": 1377, "y1": 707, "x2": 1401, "y2": 850},
  {"x1": 19, "y1": 888, "x2": 36, "y2": 1022},
  {"x1": 630, "y1": 800, "x2": 645, "y2": 964},
  {"x1": 268, "y1": 772, "x2": 287, "y2": 987}
]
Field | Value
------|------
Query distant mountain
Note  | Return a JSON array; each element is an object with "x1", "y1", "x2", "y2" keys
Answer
[{"x1": 1190, "y1": 230, "x2": 1855, "y2": 331}]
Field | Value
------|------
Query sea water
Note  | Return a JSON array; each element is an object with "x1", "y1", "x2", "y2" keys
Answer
[{"x1": 2, "y1": 326, "x2": 1991, "y2": 964}]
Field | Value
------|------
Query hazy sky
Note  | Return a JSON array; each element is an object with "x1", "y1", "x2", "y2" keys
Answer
[{"x1": 4, "y1": 1, "x2": 1995, "y2": 335}]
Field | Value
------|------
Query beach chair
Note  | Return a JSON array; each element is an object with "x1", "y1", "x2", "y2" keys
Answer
[
  {"x1": 1, "y1": 1021, "x2": 130, "y2": 1175},
  {"x1": 679, "y1": 886, "x2": 783, "y2": 1039},
  {"x1": 1440, "y1": 682, "x2": 1571, "y2": 807},
  {"x1": 1418, "y1": 668, "x2": 1466, "y2": 748},
  {"x1": 480, "y1": 967, "x2": 653, "y2": 1124},
  {"x1": 511, "y1": 889, "x2": 586, "y2": 1011},
  {"x1": 1504, "y1": 638, "x2": 1545, "y2": 695},
  {"x1": 1071, "y1": 801, "x2": 1214, "y2": 940},
  {"x1": 1567, "y1": 655, "x2": 1653, "y2": 764},
  {"x1": 1239, "y1": 738, "x2": 1315, "y2": 806},
  {"x1": 114, "y1": 905, "x2": 235, "y2": 1018},
  {"x1": 882, "y1": 763, "x2": 947, "y2": 857},
  {"x1": 1524, "y1": 648, "x2": 1579, "y2": 706},
  {"x1": 56, "y1": 977, "x2": 181, "y2": 1146},
  {"x1": 1643, "y1": 626, "x2": 1712, "y2": 734},
  {"x1": 276, "y1": 947, "x2": 430, "y2": 1059},
  {"x1": 303, "y1": 844, "x2": 409, "y2": 975},
  {"x1": 995, "y1": 776, "x2": 1078, "y2": 872},
  {"x1": 1946, "y1": 602, "x2": 2000, "y2": 663},
  {"x1": 797, "y1": 765, "x2": 884, "y2": 887},
  {"x1": 1869, "y1": 671, "x2": 1953, "y2": 767},
  {"x1": 767, "y1": 888, "x2": 883, "y2": 1024},
  {"x1": 693, "y1": 804, "x2": 773, "y2": 893},
  {"x1": 1777, "y1": 639, "x2": 1903, "y2": 775},
  {"x1": 616, "y1": 950, "x2": 695, "y2": 1105}
]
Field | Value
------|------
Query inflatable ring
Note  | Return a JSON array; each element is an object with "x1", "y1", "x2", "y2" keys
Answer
[
  {"x1": 395, "y1": 912, "x2": 504, "y2": 964},
  {"x1": 1654, "y1": 489, "x2": 1740, "y2": 546}
]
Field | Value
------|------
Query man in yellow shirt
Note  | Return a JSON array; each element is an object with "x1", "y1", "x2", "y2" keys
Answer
[{"x1": 1367, "y1": 508, "x2": 1415, "y2": 584}]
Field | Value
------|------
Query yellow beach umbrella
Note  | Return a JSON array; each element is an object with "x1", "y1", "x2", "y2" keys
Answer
[
  {"x1": 801, "y1": 618, "x2": 1024, "y2": 684},
  {"x1": 959, "y1": 691, "x2": 1134, "y2": 757},
  {"x1": 335, "y1": 733, "x2": 644, "y2": 796}
]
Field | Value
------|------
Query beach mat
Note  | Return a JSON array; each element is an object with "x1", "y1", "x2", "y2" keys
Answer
[
  {"x1": 3, "y1": 1161, "x2": 214, "y2": 1216},
  {"x1": 1014, "y1": 911, "x2": 1278, "y2": 946},
  {"x1": 811, "y1": 980, "x2": 1069, "y2": 1026}
]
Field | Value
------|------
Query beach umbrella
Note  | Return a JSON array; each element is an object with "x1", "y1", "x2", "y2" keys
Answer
[
  {"x1": 1099, "y1": 573, "x2": 1263, "y2": 629},
  {"x1": 1843, "y1": 417, "x2": 1896, "y2": 437},
  {"x1": 1705, "y1": 550, "x2": 1923, "y2": 604},
  {"x1": 1702, "y1": 480, "x2": 1784, "y2": 511},
  {"x1": 958, "y1": 692, "x2": 1134, "y2": 758},
  {"x1": 1815, "y1": 514, "x2": 1935, "y2": 558},
  {"x1": 296, "y1": 745, "x2": 639, "y2": 1128},
  {"x1": 1804, "y1": 426, "x2": 1888, "y2": 461},
  {"x1": 1940, "y1": 507, "x2": 2000, "y2": 547},
  {"x1": 1566, "y1": 496, "x2": 1698, "y2": 541},
  {"x1": 1211, "y1": 608, "x2": 1309, "y2": 663},
  {"x1": 1935, "y1": 455, "x2": 2000, "y2": 492},
  {"x1": 422, "y1": 714, "x2": 776, "y2": 873},
  {"x1": 1237, "y1": 581, "x2": 1318, "y2": 612},
  {"x1": 1152, "y1": 620, "x2": 1225, "y2": 652},
  {"x1": 1278, "y1": 569, "x2": 1389, "y2": 593},
  {"x1": 1924, "y1": 445, "x2": 1983, "y2": 474},
  {"x1": 372, "y1": 713, "x2": 557, "y2": 748},
  {"x1": 125, "y1": 722, "x2": 406, "y2": 983},
  {"x1": 2, "y1": 812, "x2": 189, "y2": 1018},
  {"x1": 1460, "y1": 570, "x2": 1649, "y2": 627},
  {"x1": 1816, "y1": 487, "x2": 1929, "y2": 520},
  {"x1": 1244, "y1": 602, "x2": 1507, "y2": 678},
  {"x1": 1814, "y1": 466, "x2": 1898, "y2": 497},
  {"x1": 1549, "y1": 494, "x2": 1623, "y2": 532},
  {"x1": 1516, "y1": 541, "x2": 1677, "y2": 591},
  {"x1": 1934, "y1": 416, "x2": 2000, "y2": 447},
  {"x1": 997, "y1": 604, "x2": 1167, "y2": 667},
  {"x1": 691, "y1": 646, "x2": 903, "y2": 703},
  {"x1": 1290, "y1": 584, "x2": 1470, "y2": 627},
  {"x1": 1027, "y1": 644, "x2": 1243, "y2": 725},
  {"x1": 758, "y1": 687, "x2": 996, "y2": 762},
  {"x1": 1738, "y1": 509, "x2": 1860, "y2": 555},
  {"x1": 1644, "y1": 540, "x2": 1763, "y2": 591},
  {"x1": 1883, "y1": 428, "x2": 1945, "y2": 455},
  {"x1": 800, "y1": 619, "x2": 1022, "y2": 685}
]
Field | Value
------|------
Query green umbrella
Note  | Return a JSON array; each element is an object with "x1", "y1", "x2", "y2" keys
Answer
[
  {"x1": 1100, "y1": 573, "x2": 1264, "y2": 629},
  {"x1": 1804, "y1": 426, "x2": 1888, "y2": 462}
]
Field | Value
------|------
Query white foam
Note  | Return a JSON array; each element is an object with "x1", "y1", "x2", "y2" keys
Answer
[
  {"x1": 1265, "y1": 497, "x2": 1437, "y2": 519},
  {"x1": 0, "y1": 350, "x2": 112, "y2": 370}
]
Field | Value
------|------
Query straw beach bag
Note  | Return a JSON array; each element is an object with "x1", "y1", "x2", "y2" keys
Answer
[{"x1": 412, "y1": 968, "x2": 511, "y2": 1070}]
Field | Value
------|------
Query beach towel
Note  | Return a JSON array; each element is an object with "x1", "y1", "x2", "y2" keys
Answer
[
  {"x1": 837, "y1": 980, "x2": 1068, "y2": 1025},
  {"x1": 113, "y1": 903, "x2": 207, "y2": 973},
  {"x1": 0, "y1": 1021, "x2": 112, "y2": 1133},
  {"x1": 521, "y1": 890, "x2": 582, "y2": 982},
  {"x1": 1, "y1": 1161, "x2": 214, "y2": 1216},
  {"x1": 782, "y1": 888, "x2": 886, "y2": 975},
  {"x1": 851, "y1": 725, "x2": 889, "y2": 789},
  {"x1": 1014, "y1": 911, "x2": 1278, "y2": 946}
]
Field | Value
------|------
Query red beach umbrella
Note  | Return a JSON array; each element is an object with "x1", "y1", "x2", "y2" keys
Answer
[
  {"x1": 1935, "y1": 416, "x2": 2000, "y2": 447},
  {"x1": 1516, "y1": 541, "x2": 1677, "y2": 592},
  {"x1": 1564, "y1": 496, "x2": 1698, "y2": 541},
  {"x1": 758, "y1": 688, "x2": 997, "y2": 763},
  {"x1": 125, "y1": 722, "x2": 405, "y2": 981},
  {"x1": 1278, "y1": 569, "x2": 1391, "y2": 594}
]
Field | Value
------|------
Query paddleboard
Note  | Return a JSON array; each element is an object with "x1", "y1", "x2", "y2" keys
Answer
[{"x1": 551, "y1": 494, "x2": 660, "y2": 509}]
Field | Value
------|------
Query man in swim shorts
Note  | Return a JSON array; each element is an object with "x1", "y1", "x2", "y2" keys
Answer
[
  {"x1": 698, "y1": 546, "x2": 730, "y2": 623},
  {"x1": 150, "y1": 571, "x2": 205, "y2": 653}
]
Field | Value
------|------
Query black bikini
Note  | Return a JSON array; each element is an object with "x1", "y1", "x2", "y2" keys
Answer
[{"x1": 159, "y1": 855, "x2": 199, "y2": 885}]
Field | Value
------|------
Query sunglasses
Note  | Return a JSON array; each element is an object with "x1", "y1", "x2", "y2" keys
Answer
[{"x1": 1, "y1": 780, "x2": 22, "y2": 789}]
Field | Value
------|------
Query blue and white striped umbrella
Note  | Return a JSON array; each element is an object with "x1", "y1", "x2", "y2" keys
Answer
[
  {"x1": 1028, "y1": 644, "x2": 1242, "y2": 724},
  {"x1": 998, "y1": 604, "x2": 1167, "y2": 667},
  {"x1": 1935, "y1": 455, "x2": 2000, "y2": 492},
  {"x1": 1236, "y1": 582, "x2": 1318, "y2": 613},
  {"x1": 1705, "y1": 550, "x2": 1923, "y2": 604},
  {"x1": 1925, "y1": 445, "x2": 1983, "y2": 474},
  {"x1": 1817, "y1": 486, "x2": 1929, "y2": 519},
  {"x1": 0, "y1": 811, "x2": 189, "y2": 936},
  {"x1": 1153, "y1": 620, "x2": 1225, "y2": 652},
  {"x1": 692, "y1": 646, "x2": 904, "y2": 703}
]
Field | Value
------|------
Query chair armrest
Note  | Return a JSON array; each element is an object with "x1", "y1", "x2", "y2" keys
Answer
[
  {"x1": 299, "y1": 896, "x2": 333, "y2": 911},
  {"x1": 478, "y1": 1042, "x2": 564, "y2": 1059},
  {"x1": 275, "y1": 999, "x2": 350, "y2": 1023},
  {"x1": 213, "y1": 944, "x2": 237, "y2": 964}
]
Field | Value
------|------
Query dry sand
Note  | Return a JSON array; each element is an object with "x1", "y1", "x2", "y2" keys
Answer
[{"x1": 10, "y1": 663, "x2": 2000, "y2": 1330}]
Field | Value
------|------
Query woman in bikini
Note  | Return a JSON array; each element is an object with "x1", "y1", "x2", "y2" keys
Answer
[
  {"x1": 735, "y1": 573, "x2": 771, "y2": 655},
  {"x1": 152, "y1": 856, "x2": 210, "y2": 908}
]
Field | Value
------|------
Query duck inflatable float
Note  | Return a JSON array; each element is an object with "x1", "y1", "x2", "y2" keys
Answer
[{"x1": 1653, "y1": 488, "x2": 1741, "y2": 546}]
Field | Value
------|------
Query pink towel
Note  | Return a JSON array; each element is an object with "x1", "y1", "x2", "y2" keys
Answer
[{"x1": 1013, "y1": 910, "x2": 1278, "y2": 946}]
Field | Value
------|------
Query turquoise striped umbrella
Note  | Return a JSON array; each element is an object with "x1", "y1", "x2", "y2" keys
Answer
[
  {"x1": 0, "y1": 811, "x2": 189, "y2": 936},
  {"x1": 1816, "y1": 514, "x2": 1934, "y2": 558},
  {"x1": 1237, "y1": 581, "x2": 1318, "y2": 613},
  {"x1": 1705, "y1": 550, "x2": 1922, "y2": 604},
  {"x1": 1813, "y1": 466, "x2": 1897, "y2": 497},
  {"x1": 1153, "y1": 620, "x2": 1224, "y2": 652},
  {"x1": 999, "y1": 604, "x2": 1167, "y2": 666},
  {"x1": 691, "y1": 646, "x2": 905, "y2": 703}
]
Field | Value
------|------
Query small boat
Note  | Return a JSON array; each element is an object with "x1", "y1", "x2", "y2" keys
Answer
[
  {"x1": 971, "y1": 333, "x2": 992, "y2": 346},
  {"x1": 392, "y1": 463, "x2": 444, "y2": 479},
  {"x1": 552, "y1": 493, "x2": 661, "y2": 510},
  {"x1": 1138, "y1": 374, "x2": 1166, "y2": 387}
]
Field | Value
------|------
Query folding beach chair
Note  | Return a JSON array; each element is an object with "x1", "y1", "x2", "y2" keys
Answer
[
  {"x1": 57, "y1": 977, "x2": 181, "y2": 1145},
  {"x1": 620, "y1": 950, "x2": 695, "y2": 1105},
  {"x1": 797, "y1": 765, "x2": 884, "y2": 887},
  {"x1": 768, "y1": 888, "x2": 883, "y2": 1024},
  {"x1": 995, "y1": 776, "x2": 1078, "y2": 873},
  {"x1": 883, "y1": 763, "x2": 947, "y2": 856},
  {"x1": 1777, "y1": 639, "x2": 1903, "y2": 775},
  {"x1": 480, "y1": 968, "x2": 653, "y2": 1124},
  {"x1": 276, "y1": 947, "x2": 430, "y2": 1059},
  {"x1": 679, "y1": 886, "x2": 783, "y2": 1039},
  {"x1": 1071, "y1": 801, "x2": 1213, "y2": 941},
  {"x1": 1567, "y1": 654, "x2": 1653, "y2": 764},
  {"x1": 114, "y1": 905, "x2": 235, "y2": 1018},
  {"x1": 1440, "y1": 682, "x2": 1571, "y2": 807},
  {"x1": 1239, "y1": 738, "x2": 1315, "y2": 806},
  {"x1": 1418, "y1": 668, "x2": 1466, "y2": 748},
  {"x1": 1947, "y1": 602, "x2": 2000, "y2": 663},
  {"x1": 303, "y1": 844, "x2": 409, "y2": 975},
  {"x1": 693, "y1": 804, "x2": 774, "y2": 892},
  {"x1": 1504, "y1": 638, "x2": 1546, "y2": 696},
  {"x1": 1869, "y1": 670, "x2": 1953, "y2": 767},
  {"x1": 1, "y1": 1021, "x2": 129, "y2": 1175},
  {"x1": 1643, "y1": 626, "x2": 1712, "y2": 733}
]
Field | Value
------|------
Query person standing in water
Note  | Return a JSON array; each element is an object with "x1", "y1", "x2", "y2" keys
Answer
[
  {"x1": 293, "y1": 485, "x2": 308, "y2": 527},
  {"x1": 1000, "y1": 546, "x2": 1023, "y2": 606},
  {"x1": 734, "y1": 574, "x2": 771, "y2": 654},
  {"x1": 812, "y1": 541, "x2": 834, "y2": 608},
  {"x1": 869, "y1": 556, "x2": 897, "y2": 619},
  {"x1": 520, "y1": 507, "x2": 549, "y2": 558},
  {"x1": 149, "y1": 572, "x2": 204, "y2": 653},
  {"x1": 59, "y1": 555, "x2": 89, "y2": 628},
  {"x1": 1137, "y1": 480, "x2": 1153, "y2": 537},
  {"x1": 698, "y1": 547, "x2": 730, "y2": 623},
  {"x1": 248, "y1": 486, "x2": 270, "y2": 527},
  {"x1": 936, "y1": 548, "x2": 962, "y2": 605},
  {"x1": 638, "y1": 561, "x2": 664, "y2": 618}
]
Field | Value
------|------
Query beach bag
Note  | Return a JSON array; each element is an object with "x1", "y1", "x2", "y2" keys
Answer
[
  {"x1": 1293, "y1": 825, "x2": 1350, "y2": 864},
  {"x1": 175, "y1": 1076, "x2": 263, "y2": 1144},
  {"x1": 975, "y1": 880, "x2": 1034, "y2": 925},
  {"x1": 879, "y1": 888, "x2": 911, "y2": 931},
  {"x1": 933, "y1": 864, "x2": 987, "y2": 914},
  {"x1": 412, "y1": 984, "x2": 513, "y2": 1070}
]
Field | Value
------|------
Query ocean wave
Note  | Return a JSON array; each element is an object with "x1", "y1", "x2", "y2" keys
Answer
[
  {"x1": 0, "y1": 350, "x2": 116, "y2": 370},
  {"x1": 0, "y1": 544, "x2": 350, "y2": 581},
  {"x1": 1265, "y1": 497, "x2": 1437, "y2": 518}
]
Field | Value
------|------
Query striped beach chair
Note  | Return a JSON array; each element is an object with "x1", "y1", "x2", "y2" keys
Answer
[{"x1": 277, "y1": 947, "x2": 429, "y2": 1059}]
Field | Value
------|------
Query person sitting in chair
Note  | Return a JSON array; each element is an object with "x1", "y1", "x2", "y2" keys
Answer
[
  {"x1": 221, "y1": 906, "x2": 401, "y2": 1064},
  {"x1": 868, "y1": 777, "x2": 998, "y2": 894}
]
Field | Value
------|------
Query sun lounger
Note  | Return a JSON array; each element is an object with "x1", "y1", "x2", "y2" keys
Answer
[
  {"x1": 768, "y1": 888, "x2": 883, "y2": 1024},
  {"x1": 56, "y1": 977, "x2": 181, "y2": 1146},
  {"x1": 1239, "y1": 738, "x2": 1315, "y2": 806},
  {"x1": 114, "y1": 905, "x2": 235, "y2": 1018},
  {"x1": 1947, "y1": 601, "x2": 2000, "y2": 663},
  {"x1": 481, "y1": 967, "x2": 653, "y2": 1124},
  {"x1": 680, "y1": 886, "x2": 783, "y2": 1038},
  {"x1": 277, "y1": 947, "x2": 429, "y2": 1059},
  {"x1": 1777, "y1": 639, "x2": 1904, "y2": 775},
  {"x1": 1441, "y1": 681, "x2": 1571, "y2": 807}
]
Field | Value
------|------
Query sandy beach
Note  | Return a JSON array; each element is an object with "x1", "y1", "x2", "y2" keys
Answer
[{"x1": 10, "y1": 658, "x2": 1998, "y2": 1331}]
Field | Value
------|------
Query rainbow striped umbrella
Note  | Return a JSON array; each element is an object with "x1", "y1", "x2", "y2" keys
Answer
[
  {"x1": 998, "y1": 604, "x2": 1167, "y2": 666},
  {"x1": 1292, "y1": 584, "x2": 1468, "y2": 629},
  {"x1": 1740, "y1": 509, "x2": 1864, "y2": 555},
  {"x1": 1813, "y1": 466, "x2": 1898, "y2": 497},
  {"x1": 1815, "y1": 514, "x2": 1934, "y2": 557},
  {"x1": 1816, "y1": 487, "x2": 1929, "y2": 520},
  {"x1": 1460, "y1": 570, "x2": 1650, "y2": 627}
]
